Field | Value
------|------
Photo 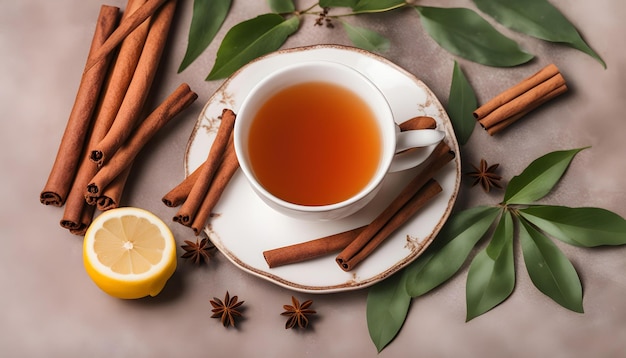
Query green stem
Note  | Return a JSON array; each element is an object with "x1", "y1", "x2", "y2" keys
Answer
[
  {"x1": 297, "y1": 2, "x2": 410, "y2": 18},
  {"x1": 298, "y1": 2, "x2": 320, "y2": 15},
  {"x1": 345, "y1": 3, "x2": 409, "y2": 16}
]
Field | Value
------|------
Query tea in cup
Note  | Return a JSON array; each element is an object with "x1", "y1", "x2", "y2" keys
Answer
[{"x1": 234, "y1": 61, "x2": 444, "y2": 220}]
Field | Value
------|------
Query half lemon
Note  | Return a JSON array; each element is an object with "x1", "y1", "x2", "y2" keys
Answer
[{"x1": 83, "y1": 207, "x2": 177, "y2": 299}]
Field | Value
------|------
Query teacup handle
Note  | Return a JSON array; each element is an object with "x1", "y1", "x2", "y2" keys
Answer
[{"x1": 388, "y1": 129, "x2": 445, "y2": 173}]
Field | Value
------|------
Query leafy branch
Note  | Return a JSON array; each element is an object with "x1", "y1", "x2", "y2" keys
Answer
[
  {"x1": 366, "y1": 147, "x2": 626, "y2": 352},
  {"x1": 178, "y1": 0, "x2": 605, "y2": 78}
]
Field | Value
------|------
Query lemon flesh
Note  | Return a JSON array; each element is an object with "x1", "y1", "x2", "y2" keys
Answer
[{"x1": 83, "y1": 207, "x2": 177, "y2": 299}]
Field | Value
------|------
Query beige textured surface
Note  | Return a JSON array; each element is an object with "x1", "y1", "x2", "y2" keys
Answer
[{"x1": 1, "y1": 0, "x2": 625, "y2": 357}]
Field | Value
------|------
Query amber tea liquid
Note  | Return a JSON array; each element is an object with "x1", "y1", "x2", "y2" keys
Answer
[{"x1": 248, "y1": 81, "x2": 382, "y2": 206}]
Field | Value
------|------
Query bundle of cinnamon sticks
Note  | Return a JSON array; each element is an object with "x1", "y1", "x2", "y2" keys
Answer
[
  {"x1": 163, "y1": 109, "x2": 239, "y2": 236},
  {"x1": 40, "y1": 0, "x2": 197, "y2": 235},
  {"x1": 474, "y1": 64, "x2": 568, "y2": 135},
  {"x1": 263, "y1": 116, "x2": 455, "y2": 271}
]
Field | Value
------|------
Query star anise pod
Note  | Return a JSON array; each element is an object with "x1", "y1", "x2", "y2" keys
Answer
[
  {"x1": 281, "y1": 296, "x2": 316, "y2": 329},
  {"x1": 466, "y1": 159, "x2": 503, "y2": 193},
  {"x1": 180, "y1": 237, "x2": 214, "y2": 265},
  {"x1": 210, "y1": 291, "x2": 244, "y2": 328}
]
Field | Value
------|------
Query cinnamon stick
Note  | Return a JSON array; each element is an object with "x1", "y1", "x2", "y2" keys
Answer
[
  {"x1": 60, "y1": 129, "x2": 98, "y2": 232},
  {"x1": 174, "y1": 109, "x2": 236, "y2": 225},
  {"x1": 162, "y1": 162, "x2": 202, "y2": 207},
  {"x1": 88, "y1": 0, "x2": 152, "y2": 139},
  {"x1": 84, "y1": 0, "x2": 170, "y2": 72},
  {"x1": 477, "y1": 74, "x2": 566, "y2": 129},
  {"x1": 40, "y1": 5, "x2": 119, "y2": 206},
  {"x1": 473, "y1": 64, "x2": 560, "y2": 119},
  {"x1": 90, "y1": 0, "x2": 176, "y2": 166},
  {"x1": 96, "y1": 165, "x2": 133, "y2": 211},
  {"x1": 263, "y1": 226, "x2": 366, "y2": 268},
  {"x1": 336, "y1": 141, "x2": 454, "y2": 271},
  {"x1": 68, "y1": 205, "x2": 96, "y2": 236},
  {"x1": 474, "y1": 64, "x2": 568, "y2": 135},
  {"x1": 339, "y1": 179, "x2": 442, "y2": 270},
  {"x1": 60, "y1": 0, "x2": 150, "y2": 232},
  {"x1": 190, "y1": 141, "x2": 240, "y2": 235},
  {"x1": 399, "y1": 116, "x2": 437, "y2": 131},
  {"x1": 483, "y1": 84, "x2": 567, "y2": 135},
  {"x1": 264, "y1": 179, "x2": 442, "y2": 269},
  {"x1": 86, "y1": 83, "x2": 197, "y2": 202},
  {"x1": 61, "y1": 149, "x2": 97, "y2": 232}
]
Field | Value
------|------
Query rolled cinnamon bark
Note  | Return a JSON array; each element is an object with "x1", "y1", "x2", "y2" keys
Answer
[
  {"x1": 477, "y1": 73, "x2": 567, "y2": 129},
  {"x1": 61, "y1": 171, "x2": 96, "y2": 233},
  {"x1": 190, "y1": 142, "x2": 240, "y2": 235},
  {"x1": 264, "y1": 180, "x2": 442, "y2": 269},
  {"x1": 84, "y1": 0, "x2": 170, "y2": 72},
  {"x1": 90, "y1": 0, "x2": 176, "y2": 166},
  {"x1": 398, "y1": 116, "x2": 437, "y2": 131},
  {"x1": 263, "y1": 226, "x2": 366, "y2": 268},
  {"x1": 473, "y1": 64, "x2": 560, "y2": 120},
  {"x1": 85, "y1": 83, "x2": 197, "y2": 201},
  {"x1": 96, "y1": 165, "x2": 133, "y2": 211},
  {"x1": 87, "y1": 0, "x2": 152, "y2": 139},
  {"x1": 67, "y1": 205, "x2": 96, "y2": 236},
  {"x1": 338, "y1": 179, "x2": 442, "y2": 270},
  {"x1": 174, "y1": 109, "x2": 237, "y2": 225},
  {"x1": 161, "y1": 164, "x2": 202, "y2": 207},
  {"x1": 60, "y1": 134, "x2": 98, "y2": 231},
  {"x1": 473, "y1": 64, "x2": 568, "y2": 135},
  {"x1": 61, "y1": 0, "x2": 151, "y2": 232},
  {"x1": 336, "y1": 141, "x2": 454, "y2": 271},
  {"x1": 40, "y1": 5, "x2": 119, "y2": 206},
  {"x1": 484, "y1": 84, "x2": 567, "y2": 135}
]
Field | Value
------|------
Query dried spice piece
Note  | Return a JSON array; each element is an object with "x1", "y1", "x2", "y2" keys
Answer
[
  {"x1": 281, "y1": 296, "x2": 316, "y2": 329},
  {"x1": 467, "y1": 159, "x2": 503, "y2": 192},
  {"x1": 210, "y1": 291, "x2": 244, "y2": 328},
  {"x1": 473, "y1": 64, "x2": 567, "y2": 135},
  {"x1": 181, "y1": 237, "x2": 215, "y2": 265},
  {"x1": 314, "y1": 7, "x2": 333, "y2": 28}
]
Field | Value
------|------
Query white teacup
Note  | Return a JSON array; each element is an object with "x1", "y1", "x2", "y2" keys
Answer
[{"x1": 234, "y1": 61, "x2": 444, "y2": 220}]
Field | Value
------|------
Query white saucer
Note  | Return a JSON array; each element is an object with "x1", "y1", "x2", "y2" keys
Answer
[{"x1": 185, "y1": 45, "x2": 461, "y2": 293}]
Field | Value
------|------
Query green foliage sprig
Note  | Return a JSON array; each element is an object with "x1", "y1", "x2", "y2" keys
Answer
[
  {"x1": 178, "y1": 0, "x2": 605, "y2": 79},
  {"x1": 366, "y1": 147, "x2": 626, "y2": 352}
]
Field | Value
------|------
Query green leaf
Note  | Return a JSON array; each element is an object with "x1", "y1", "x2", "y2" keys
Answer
[
  {"x1": 405, "y1": 206, "x2": 501, "y2": 297},
  {"x1": 178, "y1": 0, "x2": 232, "y2": 73},
  {"x1": 353, "y1": 0, "x2": 406, "y2": 12},
  {"x1": 447, "y1": 61, "x2": 477, "y2": 145},
  {"x1": 414, "y1": 6, "x2": 533, "y2": 67},
  {"x1": 367, "y1": 272, "x2": 411, "y2": 352},
  {"x1": 268, "y1": 0, "x2": 294, "y2": 13},
  {"x1": 320, "y1": 0, "x2": 357, "y2": 7},
  {"x1": 341, "y1": 22, "x2": 390, "y2": 53},
  {"x1": 503, "y1": 147, "x2": 588, "y2": 205},
  {"x1": 519, "y1": 205, "x2": 626, "y2": 247},
  {"x1": 206, "y1": 14, "x2": 300, "y2": 80},
  {"x1": 465, "y1": 211, "x2": 515, "y2": 321},
  {"x1": 518, "y1": 217, "x2": 584, "y2": 313},
  {"x1": 472, "y1": 0, "x2": 606, "y2": 68}
]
